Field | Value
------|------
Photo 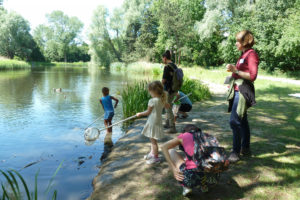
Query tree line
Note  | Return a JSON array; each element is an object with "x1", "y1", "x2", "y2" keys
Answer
[
  {"x1": 89, "y1": 0, "x2": 300, "y2": 72},
  {"x1": 0, "y1": 8, "x2": 90, "y2": 62},
  {"x1": 1, "y1": 0, "x2": 299, "y2": 72}
]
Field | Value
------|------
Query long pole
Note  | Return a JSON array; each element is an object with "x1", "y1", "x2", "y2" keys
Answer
[
  {"x1": 172, "y1": 92, "x2": 192, "y2": 104},
  {"x1": 98, "y1": 115, "x2": 137, "y2": 132},
  {"x1": 84, "y1": 114, "x2": 104, "y2": 130}
]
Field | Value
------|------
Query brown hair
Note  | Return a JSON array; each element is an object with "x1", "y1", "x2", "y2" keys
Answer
[
  {"x1": 236, "y1": 30, "x2": 255, "y2": 48},
  {"x1": 102, "y1": 87, "x2": 109, "y2": 96},
  {"x1": 148, "y1": 81, "x2": 167, "y2": 105}
]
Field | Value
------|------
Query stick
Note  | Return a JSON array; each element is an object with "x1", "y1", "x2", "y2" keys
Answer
[
  {"x1": 172, "y1": 92, "x2": 192, "y2": 104},
  {"x1": 85, "y1": 114, "x2": 104, "y2": 130},
  {"x1": 98, "y1": 115, "x2": 137, "y2": 132}
]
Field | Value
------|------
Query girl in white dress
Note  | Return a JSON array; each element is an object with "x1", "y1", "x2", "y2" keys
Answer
[{"x1": 137, "y1": 81, "x2": 169, "y2": 164}]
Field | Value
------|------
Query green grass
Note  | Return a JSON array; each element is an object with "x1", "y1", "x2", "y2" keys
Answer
[
  {"x1": 0, "y1": 59, "x2": 31, "y2": 70},
  {"x1": 180, "y1": 78, "x2": 211, "y2": 102},
  {"x1": 110, "y1": 62, "x2": 163, "y2": 76},
  {"x1": 121, "y1": 81, "x2": 151, "y2": 118},
  {"x1": 52, "y1": 61, "x2": 88, "y2": 67}
]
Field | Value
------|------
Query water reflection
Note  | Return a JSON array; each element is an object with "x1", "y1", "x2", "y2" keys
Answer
[{"x1": 0, "y1": 67, "x2": 140, "y2": 200}]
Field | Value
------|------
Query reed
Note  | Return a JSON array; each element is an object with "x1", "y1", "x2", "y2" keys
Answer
[
  {"x1": 121, "y1": 81, "x2": 151, "y2": 118},
  {"x1": 0, "y1": 59, "x2": 31, "y2": 70},
  {"x1": 0, "y1": 162, "x2": 62, "y2": 200},
  {"x1": 180, "y1": 77, "x2": 211, "y2": 102}
]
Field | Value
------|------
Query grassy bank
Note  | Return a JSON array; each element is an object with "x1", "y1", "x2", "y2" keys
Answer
[
  {"x1": 111, "y1": 62, "x2": 162, "y2": 76},
  {"x1": 0, "y1": 59, "x2": 31, "y2": 70},
  {"x1": 0, "y1": 59, "x2": 89, "y2": 71}
]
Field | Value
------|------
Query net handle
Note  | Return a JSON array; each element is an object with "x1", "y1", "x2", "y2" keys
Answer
[
  {"x1": 98, "y1": 114, "x2": 137, "y2": 132},
  {"x1": 172, "y1": 92, "x2": 192, "y2": 104}
]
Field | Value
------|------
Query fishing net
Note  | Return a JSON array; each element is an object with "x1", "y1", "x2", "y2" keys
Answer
[{"x1": 84, "y1": 127, "x2": 100, "y2": 141}]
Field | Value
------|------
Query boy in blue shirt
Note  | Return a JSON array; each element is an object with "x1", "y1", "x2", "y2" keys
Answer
[
  {"x1": 173, "y1": 91, "x2": 192, "y2": 120},
  {"x1": 100, "y1": 87, "x2": 119, "y2": 133}
]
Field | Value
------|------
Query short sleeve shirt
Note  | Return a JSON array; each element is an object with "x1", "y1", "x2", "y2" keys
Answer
[{"x1": 177, "y1": 132, "x2": 197, "y2": 169}]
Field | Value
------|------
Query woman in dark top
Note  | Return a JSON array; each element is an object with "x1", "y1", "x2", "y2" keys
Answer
[
  {"x1": 162, "y1": 50, "x2": 178, "y2": 133},
  {"x1": 226, "y1": 30, "x2": 259, "y2": 163}
]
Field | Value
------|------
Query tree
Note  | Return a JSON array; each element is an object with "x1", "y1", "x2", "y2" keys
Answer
[
  {"x1": 89, "y1": 5, "x2": 123, "y2": 67},
  {"x1": 0, "y1": 10, "x2": 34, "y2": 59},
  {"x1": 33, "y1": 11, "x2": 83, "y2": 62},
  {"x1": 154, "y1": 0, "x2": 205, "y2": 64}
]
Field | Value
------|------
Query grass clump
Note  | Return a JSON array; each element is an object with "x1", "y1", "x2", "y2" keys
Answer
[
  {"x1": 0, "y1": 59, "x2": 31, "y2": 70},
  {"x1": 121, "y1": 81, "x2": 151, "y2": 118},
  {"x1": 181, "y1": 77, "x2": 211, "y2": 102},
  {"x1": 0, "y1": 162, "x2": 62, "y2": 200}
]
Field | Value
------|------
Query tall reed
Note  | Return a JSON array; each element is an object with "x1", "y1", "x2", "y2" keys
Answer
[
  {"x1": 0, "y1": 162, "x2": 62, "y2": 200},
  {"x1": 0, "y1": 60, "x2": 31, "y2": 70},
  {"x1": 121, "y1": 81, "x2": 151, "y2": 118},
  {"x1": 179, "y1": 77, "x2": 211, "y2": 102}
]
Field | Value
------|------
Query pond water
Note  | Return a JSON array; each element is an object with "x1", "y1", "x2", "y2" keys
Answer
[{"x1": 0, "y1": 67, "x2": 142, "y2": 199}]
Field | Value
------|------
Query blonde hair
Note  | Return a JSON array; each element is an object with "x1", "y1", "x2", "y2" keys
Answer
[
  {"x1": 148, "y1": 81, "x2": 167, "y2": 105},
  {"x1": 236, "y1": 30, "x2": 255, "y2": 48}
]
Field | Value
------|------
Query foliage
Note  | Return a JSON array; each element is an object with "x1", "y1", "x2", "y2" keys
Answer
[
  {"x1": 89, "y1": 5, "x2": 123, "y2": 67},
  {"x1": 0, "y1": 161, "x2": 62, "y2": 200},
  {"x1": 121, "y1": 81, "x2": 151, "y2": 118},
  {"x1": 33, "y1": 11, "x2": 83, "y2": 62},
  {"x1": 180, "y1": 78, "x2": 211, "y2": 103},
  {"x1": 0, "y1": 59, "x2": 31, "y2": 70},
  {"x1": 0, "y1": 9, "x2": 37, "y2": 60},
  {"x1": 87, "y1": 0, "x2": 300, "y2": 72}
]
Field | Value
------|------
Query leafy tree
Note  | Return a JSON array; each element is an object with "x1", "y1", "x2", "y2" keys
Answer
[
  {"x1": 0, "y1": 10, "x2": 34, "y2": 60},
  {"x1": 33, "y1": 11, "x2": 83, "y2": 62},
  {"x1": 89, "y1": 5, "x2": 123, "y2": 67},
  {"x1": 154, "y1": 0, "x2": 205, "y2": 64},
  {"x1": 134, "y1": 9, "x2": 159, "y2": 61}
]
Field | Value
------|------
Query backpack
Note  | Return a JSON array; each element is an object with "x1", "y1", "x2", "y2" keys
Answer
[
  {"x1": 180, "y1": 125, "x2": 229, "y2": 173},
  {"x1": 168, "y1": 63, "x2": 183, "y2": 92}
]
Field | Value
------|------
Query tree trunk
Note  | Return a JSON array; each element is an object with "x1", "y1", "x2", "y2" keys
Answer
[
  {"x1": 178, "y1": 49, "x2": 181, "y2": 65},
  {"x1": 107, "y1": 37, "x2": 122, "y2": 62}
]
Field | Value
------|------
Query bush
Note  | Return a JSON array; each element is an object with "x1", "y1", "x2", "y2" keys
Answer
[
  {"x1": 121, "y1": 81, "x2": 151, "y2": 118},
  {"x1": 180, "y1": 77, "x2": 211, "y2": 102},
  {"x1": 0, "y1": 59, "x2": 31, "y2": 70}
]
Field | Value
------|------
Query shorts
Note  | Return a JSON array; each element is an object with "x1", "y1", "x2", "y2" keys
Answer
[
  {"x1": 104, "y1": 111, "x2": 114, "y2": 120},
  {"x1": 179, "y1": 104, "x2": 192, "y2": 112},
  {"x1": 179, "y1": 163, "x2": 220, "y2": 191}
]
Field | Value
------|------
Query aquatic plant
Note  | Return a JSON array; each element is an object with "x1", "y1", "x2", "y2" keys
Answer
[
  {"x1": 179, "y1": 77, "x2": 211, "y2": 102},
  {"x1": 121, "y1": 81, "x2": 151, "y2": 118},
  {"x1": 0, "y1": 162, "x2": 63, "y2": 200},
  {"x1": 0, "y1": 59, "x2": 31, "y2": 70}
]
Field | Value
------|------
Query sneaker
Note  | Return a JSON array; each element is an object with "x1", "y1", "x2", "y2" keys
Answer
[
  {"x1": 241, "y1": 147, "x2": 252, "y2": 157},
  {"x1": 228, "y1": 151, "x2": 240, "y2": 163},
  {"x1": 146, "y1": 157, "x2": 160, "y2": 165},
  {"x1": 165, "y1": 126, "x2": 177, "y2": 134},
  {"x1": 182, "y1": 187, "x2": 192, "y2": 196},
  {"x1": 143, "y1": 153, "x2": 154, "y2": 160}
]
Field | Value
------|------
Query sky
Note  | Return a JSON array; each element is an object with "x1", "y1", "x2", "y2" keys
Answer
[{"x1": 3, "y1": 0, "x2": 124, "y2": 41}]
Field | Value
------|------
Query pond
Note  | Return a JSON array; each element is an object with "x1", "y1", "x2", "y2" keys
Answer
[{"x1": 0, "y1": 66, "x2": 143, "y2": 199}]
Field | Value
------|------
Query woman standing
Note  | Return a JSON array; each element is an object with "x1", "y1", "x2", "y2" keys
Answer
[{"x1": 226, "y1": 30, "x2": 259, "y2": 163}]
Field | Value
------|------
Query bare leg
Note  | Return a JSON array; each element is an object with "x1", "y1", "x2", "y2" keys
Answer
[
  {"x1": 105, "y1": 119, "x2": 112, "y2": 133},
  {"x1": 168, "y1": 149, "x2": 185, "y2": 169},
  {"x1": 150, "y1": 138, "x2": 159, "y2": 157}
]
